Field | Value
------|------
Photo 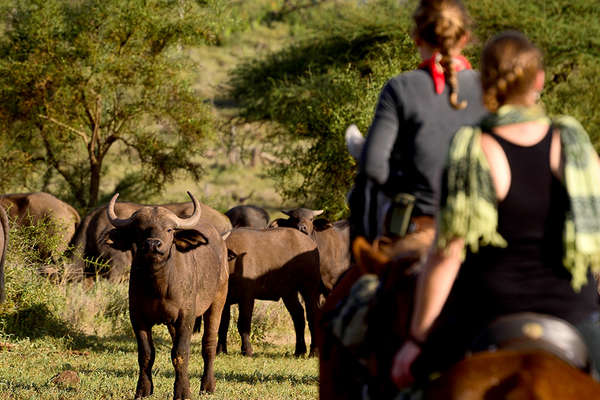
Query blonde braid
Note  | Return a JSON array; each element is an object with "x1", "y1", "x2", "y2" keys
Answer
[
  {"x1": 413, "y1": 0, "x2": 470, "y2": 109},
  {"x1": 481, "y1": 31, "x2": 543, "y2": 111},
  {"x1": 439, "y1": 36, "x2": 467, "y2": 109}
]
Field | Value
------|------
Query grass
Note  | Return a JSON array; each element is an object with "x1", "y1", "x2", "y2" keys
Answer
[
  {"x1": 0, "y1": 306, "x2": 319, "y2": 400},
  {"x1": 0, "y1": 276, "x2": 319, "y2": 400}
]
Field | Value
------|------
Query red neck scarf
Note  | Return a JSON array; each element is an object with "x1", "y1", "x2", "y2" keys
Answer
[{"x1": 418, "y1": 53, "x2": 472, "y2": 94}]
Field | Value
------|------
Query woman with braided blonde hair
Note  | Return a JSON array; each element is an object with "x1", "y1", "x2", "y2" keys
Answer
[
  {"x1": 349, "y1": 0, "x2": 487, "y2": 257},
  {"x1": 392, "y1": 30, "x2": 600, "y2": 388}
]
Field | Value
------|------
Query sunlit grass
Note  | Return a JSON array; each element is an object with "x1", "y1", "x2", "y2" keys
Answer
[{"x1": 0, "y1": 314, "x2": 318, "y2": 400}]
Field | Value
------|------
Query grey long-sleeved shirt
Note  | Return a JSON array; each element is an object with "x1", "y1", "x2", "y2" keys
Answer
[{"x1": 359, "y1": 68, "x2": 488, "y2": 216}]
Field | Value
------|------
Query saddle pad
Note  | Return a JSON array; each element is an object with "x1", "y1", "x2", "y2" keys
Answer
[{"x1": 330, "y1": 274, "x2": 380, "y2": 352}]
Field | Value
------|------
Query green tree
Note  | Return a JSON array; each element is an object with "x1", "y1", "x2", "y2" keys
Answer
[
  {"x1": 230, "y1": 0, "x2": 416, "y2": 217},
  {"x1": 0, "y1": 0, "x2": 223, "y2": 209},
  {"x1": 230, "y1": 0, "x2": 600, "y2": 216}
]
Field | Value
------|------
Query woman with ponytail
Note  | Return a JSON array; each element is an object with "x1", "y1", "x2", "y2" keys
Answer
[
  {"x1": 350, "y1": 0, "x2": 487, "y2": 258},
  {"x1": 391, "y1": 31, "x2": 600, "y2": 388}
]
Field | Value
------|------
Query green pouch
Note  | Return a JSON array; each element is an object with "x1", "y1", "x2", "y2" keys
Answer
[{"x1": 388, "y1": 193, "x2": 415, "y2": 237}]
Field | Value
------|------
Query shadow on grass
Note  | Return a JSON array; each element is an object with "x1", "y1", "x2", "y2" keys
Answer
[
  {"x1": 0, "y1": 303, "x2": 87, "y2": 343},
  {"x1": 0, "y1": 304, "x2": 174, "y2": 353},
  {"x1": 214, "y1": 370, "x2": 318, "y2": 385},
  {"x1": 217, "y1": 349, "x2": 312, "y2": 360},
  {"x1": 87, "y1": 366, "x2": 317, "y2": 386},
  {"x1": 88, "y1": 333, "x2": 173, "y2": 354}
]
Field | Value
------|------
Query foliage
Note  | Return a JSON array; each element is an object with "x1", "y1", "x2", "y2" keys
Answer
[
  {"x1": 466, "y1": 0, "x2": 600, "y2": 145},
  {"x1": 231, "y1": 0, "x2": 415, "y2": 217},
  {"x1": 0, "y1": 0, "x2": 218, "y2": 210},
  {"x1": 229, "y1": 0, "x2": 600, "y2": 215},
  {"x1": 3, "y1": 213, "x2": 66, "y2": 264},
  {"x1": 0, "y1": 219, "x2": 71, "y2": 340},
  {"x1": 0, "y1": 216, "x2": 131, "y2": 342},
  {"x1": 0, "y1": 131, "x2": 33, "y2": 194}
]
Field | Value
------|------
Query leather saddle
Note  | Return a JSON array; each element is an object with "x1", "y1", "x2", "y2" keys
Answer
[{"x1": 470, "y1": 312, "x2": 591, "y2": 372}]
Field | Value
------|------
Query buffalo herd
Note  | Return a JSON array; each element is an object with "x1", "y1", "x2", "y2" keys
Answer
[{"x1": 0, "y1": 190, "x2": 352, "y2": 395}]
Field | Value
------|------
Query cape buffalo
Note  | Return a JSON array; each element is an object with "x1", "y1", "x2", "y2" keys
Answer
[
  {"x1": 225, "y1": 205, "x2": 270, "y2": 228},
  {"x1": 70, "y1": 199, "x2": 232, "y2": 281},
  {"x1": 106, "y1": 192, "x2": 229, "y2": 398},
  {"x1": 0, "y1": 205, "x2": 8, "y2": 303},
  {"x1": 270, "y1": 208, "x2": 351, "y2": 293},
  {"x1": 0, "y1": 192, "x2": 80, "y2": 260},
  {"x1": 218, "y1": 227, "x2": 321, "y2": 357}
]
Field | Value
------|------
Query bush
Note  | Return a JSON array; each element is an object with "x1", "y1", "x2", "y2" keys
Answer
[
  {"x1": 0, "y1": 221, "x2": 71, "y2": 340},
  {"x1": 0, "y1": 218, "x2": 130, "y2": 343}
]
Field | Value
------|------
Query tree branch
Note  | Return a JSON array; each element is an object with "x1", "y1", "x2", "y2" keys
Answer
[
  {"x1": 37, "y1": 114, "x2": 89, "y2": 143},
  {"x1": 89, "y1": 94, "x2": 102, "y2": 164},
  {"x1": 38, "y1": 128, "x2": 83, "y2": 201},
  {"x1": 81, "y1": 90, "x2": 97, "y2": 143}
]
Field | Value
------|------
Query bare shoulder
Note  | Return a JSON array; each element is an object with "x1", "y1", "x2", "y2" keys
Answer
[
  {"x1": 550, "y1": 127, "x2": 563, "y2": 181},
  {"x1": 480, "y1": 133, "x2": 511, "y2": 201}
]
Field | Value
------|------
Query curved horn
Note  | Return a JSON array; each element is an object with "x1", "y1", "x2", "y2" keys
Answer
[
  {"x1": 172, "y1": 191, "x2": 202, "y2": 228},
  {"x1": 312, "y1": 210, "x2": 324, "y2": 217},
  {"x1": 107, "y1": 193, "x2": 135, "y2": 228}
]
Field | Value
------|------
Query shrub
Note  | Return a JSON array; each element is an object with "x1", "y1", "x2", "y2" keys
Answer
[
  {"x1": 0, "y1": 218, "x2": 130, "y2": 343},
  {"x1": 0, "y1": 221, "x2": 71, "y2": 340}
]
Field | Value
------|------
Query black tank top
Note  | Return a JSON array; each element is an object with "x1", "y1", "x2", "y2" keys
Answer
[{"x1": 453, "y1": 126, "x2": 598, "y2": 327}]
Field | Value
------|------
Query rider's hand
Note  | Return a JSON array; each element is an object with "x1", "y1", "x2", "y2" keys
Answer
[{"x1": 390, "y1": 340, "x2": 422, "y2": 389}]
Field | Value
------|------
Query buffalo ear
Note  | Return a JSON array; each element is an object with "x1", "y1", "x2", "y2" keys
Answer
[
  {"x1": 313, "y1": 218, "x2": 333, "y2": 231},
  {"x1": 174, "y1": 229, "x2": 209, "y2": 252},
  {"x1": 106, "y1": 228, "x2": 132, "y2": 251},
  {"x1": 227, "y1": 248, "x2": 238, "y2": 262}
]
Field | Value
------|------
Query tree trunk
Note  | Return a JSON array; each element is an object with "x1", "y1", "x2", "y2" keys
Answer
[{"x1": 88, "y1": 161, "x2": 101, "y2": 208}]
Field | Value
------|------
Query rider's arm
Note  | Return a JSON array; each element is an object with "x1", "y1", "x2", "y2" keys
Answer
[
  {"x1": 361, "y1": 80, "x2": 402, "y2": 186},
  {"x1": 391, "y1": 236, "x2": 464, "y2": 388},
  {"x1": 409, "y1": 236, "x2": 464, "y2": 343}
]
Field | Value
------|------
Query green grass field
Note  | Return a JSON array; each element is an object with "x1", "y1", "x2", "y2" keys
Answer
[
  {"x1": 0, "y1": 282, "x2": 319, "y2": 400},
  {"x1": 0, "y1": 331, "x2": 318, "y2": 400}
]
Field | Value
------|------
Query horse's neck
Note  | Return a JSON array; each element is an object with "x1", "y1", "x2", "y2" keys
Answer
[{"x1": 375, "y1": 268, "x2": 417, "y2": 340}]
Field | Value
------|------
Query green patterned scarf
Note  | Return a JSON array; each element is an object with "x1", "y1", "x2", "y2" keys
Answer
[{"x1": 438, "y1": 104, "x2": 600, "y2": 290}]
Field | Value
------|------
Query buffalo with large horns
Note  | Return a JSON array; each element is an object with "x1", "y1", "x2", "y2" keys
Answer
[
  {"x1": 70, "y1": 199, "x2": 231, "y2": 281},
  {"x1": 106, "y1": 191, "x2": 229, "y2": 398}
]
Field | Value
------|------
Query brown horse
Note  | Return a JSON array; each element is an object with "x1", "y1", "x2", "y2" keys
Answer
[{"x1": 318, "y1": 237, "x2": 600, "y2": 400}]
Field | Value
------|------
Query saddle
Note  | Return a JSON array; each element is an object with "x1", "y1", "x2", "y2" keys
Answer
[{"x1": 470, "y1": 312, "x2": 591, "y2": 372}]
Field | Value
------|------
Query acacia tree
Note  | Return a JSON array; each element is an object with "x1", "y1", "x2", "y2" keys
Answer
[{"x1": 0, "y1": 0, "x2": 222, "y2": 209}]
